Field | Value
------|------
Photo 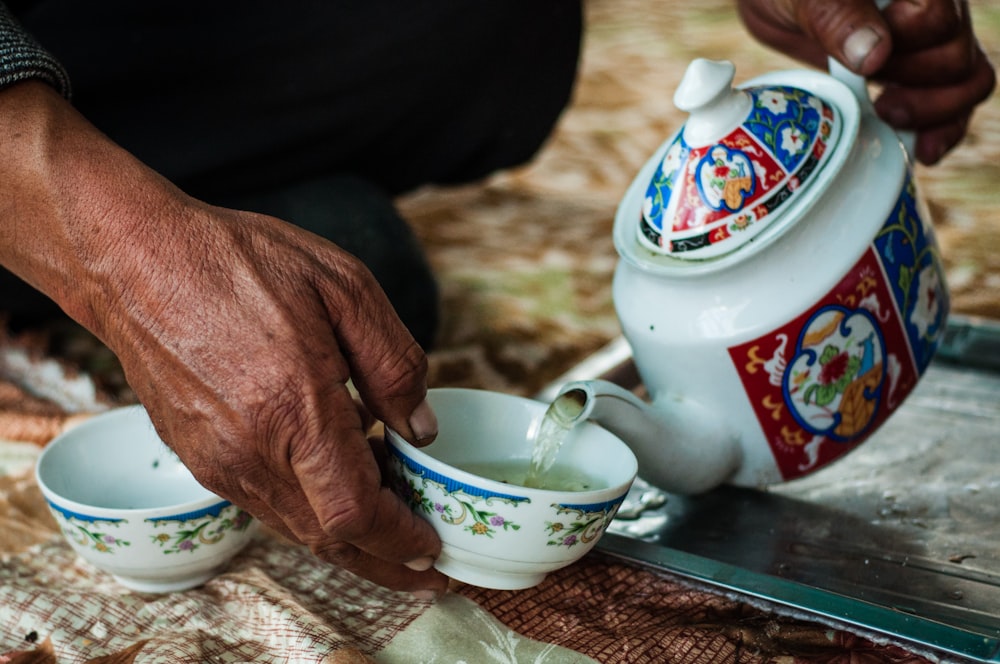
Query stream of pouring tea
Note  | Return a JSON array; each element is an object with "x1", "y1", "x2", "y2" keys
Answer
[{"x1": 524, "y1": 400, "x2": 575, "y2": 489}]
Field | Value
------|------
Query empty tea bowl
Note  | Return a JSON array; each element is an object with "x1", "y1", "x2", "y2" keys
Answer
[
  {"x1": 385, "y1": 388, "x2": 638, "y2": 590},
  {"x1": 35, "y1": 405, "x2": 258, "y2": 593}
]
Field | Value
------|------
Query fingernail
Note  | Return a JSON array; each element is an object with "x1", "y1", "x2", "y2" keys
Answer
[
  {"x1": 844, "y1": 26, "x2": 881, "y2": 72},
  {"x1": 408, "y1": 399, "x2": 438, "y2": 443},
  {"x1": 411, "y1": 588, "x2": 440, "y2": 602},
  {"x1": 404, "y1": 556, "x2": 435, "y2": 572}
]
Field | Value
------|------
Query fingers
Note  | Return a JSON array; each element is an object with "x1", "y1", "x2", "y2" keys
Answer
[
  {"x1": 874, "y1": 51, "x2": 995, "y2": 128},
  {"x1": 792, "y1": 0, "x2": 894, "y2": 75},
  {"x1": 874, "y1": 57, "x2": 993, "y2": 164},
  {"x1": 227, "y1": 416, "x2": 447, "y2": 592},
  {"x1": 875, "y1": 1, "x2": 983, "y2": 85},
  {"x1": 318, "y1": 254, "x2": 438, "y2": 446},
  {"x1": 285, "y1": 382, "x2": 447, "y2": 592},
  {"x1": 738, "y1": 0, "x2": 996, "y2": 164},
  {"x1": 911, "y1": 119, "x2": 971, "y2": 167},
  {"x1": 873, "y1": 2, "x2": 995, "y2": 164},
  {"x1": 308, "y1": 487, "x2": 447, "y2": 590},
  {"x1": 240, "y1": 477, "x2": 448, "y2": 593},
  {"x1": 736, "y1": 0, "x2": 893, "y2": 74},
  {"x1": 785, "y1": 0, "x2": 971, "y2": 77}
]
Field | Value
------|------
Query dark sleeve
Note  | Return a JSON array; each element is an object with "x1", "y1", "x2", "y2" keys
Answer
[{"x1": 0, "y1": 3, "x2": 70, "y2": 97}]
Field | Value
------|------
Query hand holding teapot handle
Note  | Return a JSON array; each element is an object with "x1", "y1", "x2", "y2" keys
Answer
[
  {"x1": 594, "y1": 1, "x2": 963, "y2": 497},
  {"x1": 826, "y1": 40, "x2": 919, "y2": 162},
  {"x1": 737, "y1": 0, "x2": 996, "y2": 165}
]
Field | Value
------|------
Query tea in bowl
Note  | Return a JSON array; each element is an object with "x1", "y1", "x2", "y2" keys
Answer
[
  {"x1": 385, "y1": 388, "x2": 637, "y2": 590},
  {"x1": 35, "y1": 405, "x2": 258, "y2": 593}
]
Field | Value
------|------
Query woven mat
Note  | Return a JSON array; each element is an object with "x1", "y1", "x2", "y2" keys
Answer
[
  {"x1": 0, "y1": 451, "x2": 933, "y2": 664},
  {"x1": 2, "y1": 0, "x2": 998, "y2": 661},
  {"x1": 0, "y1": 337, "x2": 937, "y2": 663}
]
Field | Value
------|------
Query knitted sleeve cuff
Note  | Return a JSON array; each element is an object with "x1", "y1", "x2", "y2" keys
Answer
[{"x1": 0, "y1": 3, "x2": 70, "y2": 98}]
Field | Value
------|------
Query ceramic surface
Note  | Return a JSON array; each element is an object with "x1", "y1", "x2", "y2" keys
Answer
[
  {"x1": 566, "y1": 58, "x2": 947, "y2": 494},
  {"x1": 641, "y1": 60, "x2": 842, "y2": 259},
  {"x1": 385, "y1": 388, "x2": 637, "y2": 590},
  {"x1": 35, "y1": 406, "x2": 258, "y2": 593}
]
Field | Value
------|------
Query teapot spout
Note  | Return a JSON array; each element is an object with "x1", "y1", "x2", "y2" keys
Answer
[{"x1": 553, "y1": 379, "x2": 742, "y2": 495}]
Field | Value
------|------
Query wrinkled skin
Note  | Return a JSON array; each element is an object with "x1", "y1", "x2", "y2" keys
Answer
[
  {"x1": 0, "y1": 82, "x2": 446, "y2": 595},
  {"x1": 0, "y1": 2, "x2": 992, "y2": 597},
  {"x1": 738, "y1": 0, "x2": 996, "y2": 165},
  {"x1": 106, "y1": 203, "x2": 446, "y2": 592}
]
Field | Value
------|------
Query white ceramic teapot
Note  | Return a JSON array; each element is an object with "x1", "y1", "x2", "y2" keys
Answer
[{"x1": 554, "y1": 57, "x2": 948, "y2": 494}]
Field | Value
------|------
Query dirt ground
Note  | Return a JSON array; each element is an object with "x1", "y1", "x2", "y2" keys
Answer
[{"x1": 400, "y1": 0, "x2": 1000, "y2": 395}]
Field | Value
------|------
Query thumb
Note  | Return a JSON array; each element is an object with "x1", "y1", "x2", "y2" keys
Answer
[{"x1": 793, "y1": 0, "x2": 893, "y2": 75}]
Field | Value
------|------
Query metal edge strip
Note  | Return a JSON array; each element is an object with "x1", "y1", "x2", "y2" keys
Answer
[{"x1": 597, "y1": 532, "x2": 1000, "y2": 663}]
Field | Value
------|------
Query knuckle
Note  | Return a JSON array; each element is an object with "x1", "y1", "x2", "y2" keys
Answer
[
  {"x1": 332, "y1": 253, "x2": 381, "y2": 310},
  {"x1": 168, "y1": 430, "x2": 246, "y2": 498},
  {"x1": 949, "y1": 39, "x2": 982, "y2": 81},
  {"x1": 907, "y1": 1, "x2": 961, "y2": 42},
  {"x1": 256, "y1": 387, "x2": 327, "y2": 467},
  {"x1": 975, "y1": 54, "x2": 997, "y2": 101},
  {"x1": 314, "y1": 540, "x2": 362, "y2": 568},
  {"x1": 798, "y1": 0, "x2": 859, "y2": 42},
  {"x1": 318, "y1": 494, "x2": 379, "y2": 542},
  {"x1": 260, "y1": 393, "x2": 308, "y2": 443},
  {"x1": 376, "y1": 340, "x2": 429, "y2": 398}
]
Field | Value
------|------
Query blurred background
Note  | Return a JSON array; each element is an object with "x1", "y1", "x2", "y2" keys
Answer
[
  {"x1": 12, "y1": 1, "x2": 997, "y2": 407},
  {"x1": 401, "y1": 0, "x2": 1000, "y2": 397}
]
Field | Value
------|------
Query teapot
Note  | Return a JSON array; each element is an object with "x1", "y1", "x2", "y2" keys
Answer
[{"x1": 553, "y1": 57, "x2": 948, "y2": 494}]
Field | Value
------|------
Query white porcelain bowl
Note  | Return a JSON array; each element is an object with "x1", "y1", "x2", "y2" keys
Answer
[
  {"x1": 35, "y1": 405, "x2": 258, "y2": 593},
  {"x1": 386, "y1": 388, "x2": 638, "y2": 590}
]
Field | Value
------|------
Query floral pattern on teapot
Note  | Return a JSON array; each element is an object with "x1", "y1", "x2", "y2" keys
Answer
[
  {"x1": 641, "y1": 85, "x2": 838, "y2": 258},
  {"x1": 729, "y1": 173, "x2": 946, "y2": 479}
]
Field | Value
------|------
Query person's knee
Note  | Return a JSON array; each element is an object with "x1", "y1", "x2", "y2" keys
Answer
[
  {"x1": 359, "y1": 1, "x2": 585, "y2": 193},
  {"x1": 336, "y1": 181, "x2": 440, "y2": 350}
]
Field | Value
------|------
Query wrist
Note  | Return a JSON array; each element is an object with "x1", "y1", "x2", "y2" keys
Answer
[{"x1": 0, "y1": 81, "x2": 186, "y2": 338}]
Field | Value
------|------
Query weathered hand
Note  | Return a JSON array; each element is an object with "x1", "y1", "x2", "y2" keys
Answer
[
  {"x1": 106, "y1": 204, "x2": 446, "y2": 594},
  {"x1": 737, "y1": 0, "x2": 996, "y2": 164},
  {"x1": 0, "y1": 81, "x2": 447, "y2": 595}
]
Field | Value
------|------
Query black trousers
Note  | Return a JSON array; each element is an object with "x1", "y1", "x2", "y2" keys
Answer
[{"x1": 3, "y1": 1, "x2": 583, "y2": 347}]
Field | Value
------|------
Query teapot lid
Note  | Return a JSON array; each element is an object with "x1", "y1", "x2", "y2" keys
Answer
[{"x1": 639, "y1": 59, "x2": 844, "y2": 260}]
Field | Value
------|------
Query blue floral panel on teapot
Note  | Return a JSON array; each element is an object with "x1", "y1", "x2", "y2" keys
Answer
[{"x1": 640, "y1": 85, "x2": 839, "y2": 259}]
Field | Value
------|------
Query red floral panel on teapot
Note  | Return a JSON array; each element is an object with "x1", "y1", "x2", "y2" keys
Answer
[{"x1": 728, "y1": 173, "x2": 947, "y2": 479}]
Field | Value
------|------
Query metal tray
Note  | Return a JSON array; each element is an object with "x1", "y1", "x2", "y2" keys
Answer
[{"x1": 537, "y1": 315, "x2": 1000, "y2": 662}]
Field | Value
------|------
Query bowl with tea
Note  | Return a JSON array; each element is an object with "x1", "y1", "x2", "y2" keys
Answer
[{"x1": 385, "y1": 387, "x2": 637, "y2": 590}]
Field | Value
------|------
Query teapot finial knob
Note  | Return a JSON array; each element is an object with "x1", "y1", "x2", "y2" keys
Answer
[{"x1": 673, "y1": 58, "x2": 751, "y2": 146}]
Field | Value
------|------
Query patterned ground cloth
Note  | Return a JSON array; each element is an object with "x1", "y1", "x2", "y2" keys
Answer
[
  {"x1": 0, "y1": 455, "x2": 936, "y2": 664},
  {"x1": 0, "y1": 342, "x2": 941, "y2": 664},
  {"x1": 1, "y1": 0, "x2": 998, "y2": 661},
  {"x1": 0, "y1": 475, "x2": 588, "y2": 663}
]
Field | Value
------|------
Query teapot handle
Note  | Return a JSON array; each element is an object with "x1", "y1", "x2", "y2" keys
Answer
[{"x1": 827, "y1": 0, "x2": 917, "y2": 161}]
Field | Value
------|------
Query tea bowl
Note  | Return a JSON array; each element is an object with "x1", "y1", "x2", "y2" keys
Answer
[
  {"x1": 385, "y1": 388, "x2": 638, "y2": 590},
  {"x1": 35, "y1": 405, "x2": 258, "y2": 593}
]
